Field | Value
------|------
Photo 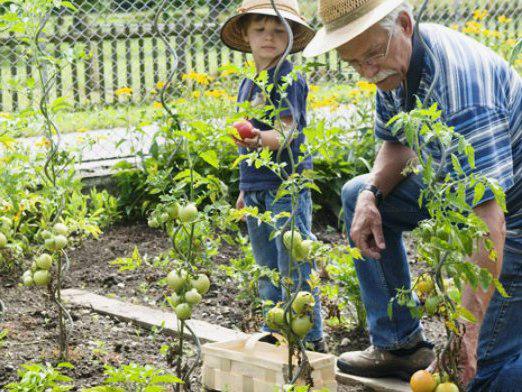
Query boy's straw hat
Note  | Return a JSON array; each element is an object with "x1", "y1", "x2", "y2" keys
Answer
[
  {"x1": 303, "y1": 0, "x2": 404, "y2": 57},
  {"x1": 220, "y1": 0, "x2": 315, "y2": 54}
]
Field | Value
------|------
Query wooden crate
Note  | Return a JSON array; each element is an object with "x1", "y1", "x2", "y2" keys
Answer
[{"x1": 202, "y1": 333, "x2": 337, "y2": 391}]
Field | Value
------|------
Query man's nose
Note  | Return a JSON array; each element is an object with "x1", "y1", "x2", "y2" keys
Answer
[{"x1": 359, "y1": 64, "x2": 380, "y2": 79}]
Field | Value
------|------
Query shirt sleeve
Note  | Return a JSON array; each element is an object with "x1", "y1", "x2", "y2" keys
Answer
[
  {"x1": 374, "y1": 90, "x2": 401, "y2": 142},
  {"x1": 445, "y1": 106, "x2": 513, "y2": 207}
]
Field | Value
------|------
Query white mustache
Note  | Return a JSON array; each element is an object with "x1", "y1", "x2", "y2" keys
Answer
[{"x1": 365, "y1": 69, "x2": 398, "y2": 84}]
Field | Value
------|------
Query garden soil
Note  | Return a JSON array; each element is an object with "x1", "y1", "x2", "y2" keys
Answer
[{"x1": 0, "y1": 220, "x2": 444, "y2": 391}]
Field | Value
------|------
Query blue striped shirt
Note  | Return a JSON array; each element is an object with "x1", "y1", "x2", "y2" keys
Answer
[{"x1": 375, "y1": 23, "x2": 522, "y2": 231}]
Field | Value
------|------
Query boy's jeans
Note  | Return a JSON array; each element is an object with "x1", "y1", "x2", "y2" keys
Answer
[
  {"x1": 342, "y1": 173, "x2": 522, "y2": 390},
  {"x1": 244, "y1": 189, "x2": 323, "y2": 342}
]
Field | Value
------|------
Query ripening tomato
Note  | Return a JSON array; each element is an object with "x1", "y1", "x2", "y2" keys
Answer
[{"x1": 233, "y1": 120, "x2": 255, "y2": 139}]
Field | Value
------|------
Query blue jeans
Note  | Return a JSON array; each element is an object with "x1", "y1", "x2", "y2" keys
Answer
[
  {"x1": 342, "y1": 174, "x2": 522, "y2": 389},
  {"x1": 244, "y1": 189, "x2": 323, "y2": 342}
]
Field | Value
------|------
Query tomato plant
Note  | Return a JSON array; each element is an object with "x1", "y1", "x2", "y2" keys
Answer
[{"x1": 389, "y1": 103, "x2": 507, "y2": 388}]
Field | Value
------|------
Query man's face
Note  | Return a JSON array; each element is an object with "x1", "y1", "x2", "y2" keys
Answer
[
  {"x1": 336, "y1": 12, "x2": 413, "y2": 91},
  {"x1": 243, "y1": 17, "x2": 288, "y2": 63}
]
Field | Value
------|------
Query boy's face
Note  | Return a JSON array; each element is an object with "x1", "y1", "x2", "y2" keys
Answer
[{"x1": 242, "y1": 17, "x2": 288, "y2": 63}]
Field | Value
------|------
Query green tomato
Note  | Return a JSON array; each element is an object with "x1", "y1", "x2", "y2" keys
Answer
[
  {"x1": 166, "y1": 203, "x2": 180, "y2": 219},
  {"x1": 298, "y1": 239, "x2": 313, "y2": 258},
  {"x1": 166, "y1": 270, "x2": 188, "y2": 292},
  {"x1": 40, "y1": 230, "x2": 53, "y2": 240},
  {"x1": 53, "y1": 223, "x2": 69, "y2": 236},
  {"x1": 435, "y1": 382, "x2": 459, "y2": 392},
  {"x1": 184, "y1": 288, "x2": 202, "y2": 305},
  {"x1": 291, "y1": 315, "x2": 313, "y2": 338},
  {"x1": 33, "y1": 270, "x2": 51, "y2": 286},
  {"x1": 160, "y1": 212, "x2": 170, "y2": 223},
  {"x1": 22, "y1": 274, "x2": 34, "y2": 287},
  {"x1": 148, "y1": 217, "x2": 160, "y2": 228},
  {"x1": 168, "y1": 293, "x2": 182, "y2": 307},
  {"x1": 190, "y1": 274, "x2": 210, "y2": 295},
  {"x1": 175, "y1": 303, "x2": 192, "y2": 320},
  {"x1": 36, "y1": 254, "x2": 53, "y2": 270},
  {"x1": 0, "y1": 217, "x2": 12, "y2": 230},
  {"x1": 54, "y1": 235, "x2": 68, "y2": 250},
  {"x1": 0, "y1": 232, "x2": 7, "y2": 248},
  {"x1": 283, "y1": 230, "x2": 302, "y2": 251},
  {"x1": 291, "y1": 291, "x2": 315, "y2": 315},
  {"x1": 266, "y1": 306, "x2": 286, "y2": 330},
  {"x1": 178, "y1": 203, "x2": 198, "y2": 223}
]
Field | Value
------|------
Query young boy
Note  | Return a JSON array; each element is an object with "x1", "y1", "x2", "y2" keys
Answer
[{"x1": 220, "y1": 0, "x2": 325, "y2": 351}]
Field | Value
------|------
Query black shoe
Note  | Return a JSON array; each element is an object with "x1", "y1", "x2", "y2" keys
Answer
[{"x1": 337, "y1": 341, "x2": 435, "y2": 381}]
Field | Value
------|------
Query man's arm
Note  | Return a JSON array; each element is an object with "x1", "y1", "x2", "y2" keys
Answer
[
  {"x1": 458, "y1": 199, "x2": 506, "y2": 384},
  {"x1": 350, "y1": 140, "x2": 417, "y2": 259}
]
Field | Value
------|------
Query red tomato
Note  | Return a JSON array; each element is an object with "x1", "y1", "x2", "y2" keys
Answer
[{"x1": 233, "y1": 120, "x2": 256, "y2": 139}]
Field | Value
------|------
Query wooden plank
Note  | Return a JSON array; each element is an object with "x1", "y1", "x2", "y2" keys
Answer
[
  {"x1": 61, "y1": 288, "x2": 246, "y2": 343},
  {"x1": 335, "y1": 371, "x2": 411, "y2": 392}
]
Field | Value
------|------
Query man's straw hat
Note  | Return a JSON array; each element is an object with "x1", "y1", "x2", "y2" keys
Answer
[
  {"x1": 303, "y1": 0, "x2": 404, "y2": 57},
  {"x1": 220, "y1": 0, "x2": 315, "y2": 54}
]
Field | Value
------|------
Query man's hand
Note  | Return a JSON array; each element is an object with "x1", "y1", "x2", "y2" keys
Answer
[
  {"x1": 350, "y1": 190, "x2": 386, "y2": 259},
  {"x1": 426, "y1": 321, "x2": 479, "y2": 387}
]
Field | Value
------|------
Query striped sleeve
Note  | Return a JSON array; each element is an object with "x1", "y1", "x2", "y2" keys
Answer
[{"x1": 445, "y1": 106, "x2": 514, "y2": 207}]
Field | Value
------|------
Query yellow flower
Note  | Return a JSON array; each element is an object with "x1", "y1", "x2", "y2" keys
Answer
[
  {"x1": 482, "y1": 29, "x2": 502, "y2": 39},
  {"x1": 204, "y1": 89, "x2": 227, "y2": 99},
  {"x1": 174, "y1": 98, "x2": 187, "y2": 105},
  {"x1": 462, "y1": 21, "x2": 482, "y2": 35},
  {"x1": 449, "y1": 23, "x2": 459, "y2": 30},
  {"x1": 309, "y1": 85, "x2": 319, "y2": 93},
  {"x1": 310, "y1": 97, "x2": 339, "y2": 110},
  {"x1": 472, "y1": 9, "x2": 488, "y2": 21},
  {"x1": 505, "y1": 39, "x2": 517, "y2": 47},
  {"x1": 0, "y1": 112, "x2": 12, "y2": 119},
  {"x1": 356, "y1": 80, "x2": 377, "y2": 93},
  {"x1": 348, "y1": 89, "x2": 362, "y2": 99},
  {"x1": 153, "y1": 101, "x2": 163, "y2": 109},
  {"x1": 192, "y1": 91, "x2": 201, "y2": 98},
  {"x1": 515, "y1": 59, "x2": 522, "y2": 66},
  {"x1": 35, "y1": 137, "x2": 51, "y2": 148},
  {"x1": 498, "y1": 15, "x2": 512, "y2": 24},
  {"x1": 115, "y1": 87, "x2": 133, "y2": 96},
  {"x1": 182, "y1": 72, "x2": 212, "y2": 85},
  {"x1": 220, "y1": 68, "x2": 238, "y2": 77},
  {"x1": 77, "y1": 127, "x2": 88, "y2": 133},
  {"x1": 156, "y1": 81, "x2": 166, "y2": 90}
]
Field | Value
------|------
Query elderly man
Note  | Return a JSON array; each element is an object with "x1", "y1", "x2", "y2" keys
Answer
[{"x1": 304, "y1": 0, "x2": 521, "y2": 390}]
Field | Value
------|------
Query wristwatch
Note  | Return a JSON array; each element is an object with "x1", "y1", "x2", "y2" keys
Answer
[{"x1": 360, "y1": 183, "x2": 383, "y2": 205}]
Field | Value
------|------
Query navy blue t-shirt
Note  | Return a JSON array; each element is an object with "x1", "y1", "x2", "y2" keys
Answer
[{"x1": 237, "y1": 60, "x2": 312, "y2": 191}]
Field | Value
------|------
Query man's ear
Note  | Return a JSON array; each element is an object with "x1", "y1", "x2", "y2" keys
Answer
[{"x1": 398, "y1": 11, "x2": 414, "y2": 37}]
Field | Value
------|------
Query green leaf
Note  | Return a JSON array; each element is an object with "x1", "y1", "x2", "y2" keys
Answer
[
  {"x1": 478, "y1": 268, "x2": 493, "y2": 292},
  {"x1": 456, "y1": 305, "x2": 477, "y2": 323},
  {"x1": 199, "y1": 150, "x2": 219, "y2": 169},
  {"x1": 493, "y1": 278, "x2": 509, "y2": 298},
  {"x1": 473, "y1": 182, "x2": 486, "y2": 205}
]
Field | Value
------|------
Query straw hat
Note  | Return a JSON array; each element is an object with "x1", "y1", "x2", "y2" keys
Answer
[
  {"x1": 220, "y1": 0, "x2": 315, "y2": 54},
  {"x1": 303, "y1": 0, "x2": 404, "y2": 57}
]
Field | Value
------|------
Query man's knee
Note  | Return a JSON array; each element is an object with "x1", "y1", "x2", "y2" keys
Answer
[{"x1": 341, "y1": 174, "x2": 370, "y2": 214}]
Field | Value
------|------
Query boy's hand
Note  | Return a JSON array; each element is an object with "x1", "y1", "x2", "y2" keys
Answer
[
  {"x1": 232, "y1": 128, "x2": 262, "y2": 149},
  {"x1": 236, "y1": 191, "x2": 246, "y2": 222}
]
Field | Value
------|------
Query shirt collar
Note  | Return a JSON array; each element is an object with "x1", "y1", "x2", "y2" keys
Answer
[{"x1": 403, "y1": 26, "x2": 426, "y2": 111}]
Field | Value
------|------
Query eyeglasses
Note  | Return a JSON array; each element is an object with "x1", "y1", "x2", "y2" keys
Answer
[{"x1": 347, "y1": 28, "x2": 395, "y2": 71}]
